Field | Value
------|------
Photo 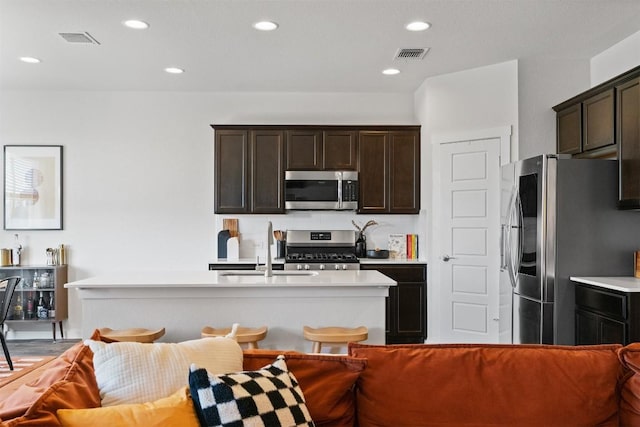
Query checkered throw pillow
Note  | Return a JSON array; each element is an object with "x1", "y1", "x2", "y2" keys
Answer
[{"x1": 189, "y1": 355, "x2": 315, "y2": 427}]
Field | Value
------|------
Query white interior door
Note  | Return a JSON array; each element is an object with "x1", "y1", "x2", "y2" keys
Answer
[{"x1": 436, "y1": 138, "x2": 501, "y2": 343}]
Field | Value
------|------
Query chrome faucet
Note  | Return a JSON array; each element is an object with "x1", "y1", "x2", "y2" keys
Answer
[{"x1": 265, "y1": 221, "x2": 273, "y2": 277}]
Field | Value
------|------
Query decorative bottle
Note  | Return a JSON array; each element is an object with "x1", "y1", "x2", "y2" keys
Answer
[
  {"x1": 37, "y1": 292, "x2": 48, "y2": 319},
  {"x1": 26, "y1": 295, "x2": 34, "y2": 319},
  {"x1": 14, "y1": 295, "x2": 23, "y2": 320},
  {"x1": 58, "y1": 244, "x2": 67, "y2": 265},
  {"x1": 48, "y1": 295, "x2": 55, "y2": 319},
  {"x1": 12, "y1": 234, "x2": 22, "y2": 266},
  {"x1": 355, "y1": 232, "x2": 367, "y2": 258}
]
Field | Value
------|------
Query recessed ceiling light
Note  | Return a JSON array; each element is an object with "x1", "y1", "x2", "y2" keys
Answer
[
  {"x1": 164, "y1": 67, "x2": 184, "y2": 74},
  {"x1": 253, "y1": 21, "x2": 279, "y2": 31},
  {"x1": 382, "y1": 68, "x2": 400, "y2": 75},
  {"x1": 123, "y1": 19, "x2": 149, "y2": 29},
  {"x1": 20, "y1": 56, "x2": 41, "y2": 64},
  {"x1": 406, "y1": 21, "x2": 431, "y2": 31}
]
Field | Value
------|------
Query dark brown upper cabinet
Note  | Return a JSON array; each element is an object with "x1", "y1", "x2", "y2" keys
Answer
[
  {"x1": 213, "y1": 124, "x2": 420, "y2": 214},
  {"x1": 617, "y1": 76, "x2": 640, "y2": 209},
  {"x1": 556, "y1": 103, "x2": 582, "y2": 155},
  {"x1": 286, "y1": 130, "x2": 322, "y2": 170},
  {"x1": 555, "y1": 89, "x2": 615, "y2": 158},
  {"x1": 359, "y1": 129, "x2": 420, "y2": 214},
  {"x1": 215, "y1": 129, "x2": 249, "y2": 213},
  {"x1": 286, "y1": 129, "x2": 357, "y2": 170},
  {"x1": 250, "y1": 130, "x2": 286, "y2": 213},
  {"x1": 553, "y1": 66, "x2": 640, "y2": 160},
  {"x1": 323, "y1": 130, "x2": 357, "y2": 170},
  {"x1": 582, "y1": 89, "x2": 615, "y2": 152},
  {"x1": 358, "y1": 131, "x2": 388, "y2": 212},
  {"x1": 214, "y1": 128, "x2": 285, "y2": 214},
  {"x1": 554, "y1": 65, "x2": 640, "y2": 209}
]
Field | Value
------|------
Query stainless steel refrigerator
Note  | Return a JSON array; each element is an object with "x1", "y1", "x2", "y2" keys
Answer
[{"x1": 501, "y1": 154, "x2": 640, "y2": 345}]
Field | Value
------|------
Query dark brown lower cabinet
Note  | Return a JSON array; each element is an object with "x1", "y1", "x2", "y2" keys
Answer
[
  {"x1": 361, "y1": 263, "x2": 427, "y2": 344},
  {"x1": 574, "y1": 282, "x2": 640, "y2": 345},
  {"x1": 575, "y1": 309, "x2": 625, "y2": 345}
]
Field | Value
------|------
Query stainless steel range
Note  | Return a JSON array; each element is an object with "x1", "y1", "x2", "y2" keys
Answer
[{"x1": 284, "y1": 230, "x2": 359, "y2": 271}]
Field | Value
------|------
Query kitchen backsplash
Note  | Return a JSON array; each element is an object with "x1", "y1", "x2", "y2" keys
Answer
[{"x1": 213, "y1": 211, "x2": 423, "y2": 260}]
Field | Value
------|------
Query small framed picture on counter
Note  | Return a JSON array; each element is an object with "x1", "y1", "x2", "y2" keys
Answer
[{"x1": 3, "y1": 145, "x2": 63, "y2": 230}]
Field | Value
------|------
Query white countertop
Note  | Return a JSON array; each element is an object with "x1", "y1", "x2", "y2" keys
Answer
[
  {"x1": 570, "y1": 276, "x2": 640, "y2": 293},
  {"x1": 211, "y1": 258, "x2": 426, "y2": 265},
  {"x1": 359, "y1": 258, "x2": 426, "y2": 264},
  {"x1": 66, "y1": 270, "x2": 397, "y2": 289},
  {"x1": 213, "y1": 258, "x2": 285, "y2": 264}
]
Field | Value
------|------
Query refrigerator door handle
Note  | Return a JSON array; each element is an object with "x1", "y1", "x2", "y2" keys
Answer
[
  {"x1": 500, "y1": 224, "x2": 507, "y2": 271},
  {"x1": 513, "y1": 192, "x2": 524, "y2": 280},
  {"x1": 505, "y1": 187, "x2": 518, "y2": 289},
  {"x1": 502, "y1": 187, "x2": 516, "y2": 273}
]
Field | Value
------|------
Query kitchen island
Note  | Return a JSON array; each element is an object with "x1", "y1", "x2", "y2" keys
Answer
[{"x1": 66, "y1": 270, "x2": 395, "y2": 351}]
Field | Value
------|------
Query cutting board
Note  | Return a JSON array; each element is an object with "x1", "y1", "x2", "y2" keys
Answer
[
  {"x1": 217, "y1": 230, "x2": 231, "y2": 259},
  {"x1": 223, "y1": 218, "x2": 238, "y2": 237}
]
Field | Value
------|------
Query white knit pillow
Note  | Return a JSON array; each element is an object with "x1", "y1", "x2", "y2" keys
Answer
[{"x1": 85, "y1": 337, "x2": 243, "y2": 407}]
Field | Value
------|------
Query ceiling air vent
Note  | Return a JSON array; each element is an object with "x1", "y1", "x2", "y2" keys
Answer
[
  {"x1": 59, "y1": 32, "x2": 100, "y2": 45},
  {"x1": 394, "y1": 48, "x2": 429, "y2": 60}
]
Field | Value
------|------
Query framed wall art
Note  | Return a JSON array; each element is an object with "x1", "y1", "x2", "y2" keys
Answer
[{"x1": 4, "y1": 145, "x2": 63, "y2": 230}]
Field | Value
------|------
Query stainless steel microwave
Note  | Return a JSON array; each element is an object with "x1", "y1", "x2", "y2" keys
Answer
[{"x1": 285, "y1": 171, "x2": 358, "y2": 210}]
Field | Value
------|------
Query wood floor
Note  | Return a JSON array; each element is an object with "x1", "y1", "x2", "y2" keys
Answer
[{"x1": 5, "y1": 339, "x2": 80, "y2": 357}]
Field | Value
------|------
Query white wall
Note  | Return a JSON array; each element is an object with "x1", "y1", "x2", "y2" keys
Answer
[
  {"x1": 0, "y1": 90, "x2": 417, "y2": 339},
  {"x1": 413, "y1": 60, "x2": 518, "y2": 342},
  {"x1": 591, "y1": 30, "x2": 640, "y2": 87},
  {"x1": 517, "y1": 58, "x2": 590, "y2": 159},
  {"x1": 414, "y1": 60, "x2": 519, "y2": 262}
]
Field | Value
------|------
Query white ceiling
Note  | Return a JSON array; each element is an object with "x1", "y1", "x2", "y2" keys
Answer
[{"x1": 2, "y1": 0, "x2": 640, "y2": 93}]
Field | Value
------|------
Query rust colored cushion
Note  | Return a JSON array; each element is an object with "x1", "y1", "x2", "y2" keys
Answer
[
  {"x1": 616, "y1": 343, "x2": 640, "y2": 425},
  {"x1": 349, "y1": 343, "x2": 623, "y2": 427},
  {"x1": 242, "y1": 350, "x2": 366, "y2": 427},
  {"x1": 0, "y1": 331, "x2": 102, "y2": 427}
]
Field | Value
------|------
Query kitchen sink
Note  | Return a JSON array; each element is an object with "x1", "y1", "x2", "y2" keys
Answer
[{"x1": 218, "y1": 271, "x2": 319, "y2": 277}]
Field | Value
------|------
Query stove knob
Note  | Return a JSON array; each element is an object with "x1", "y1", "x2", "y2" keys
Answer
[
  {"x1": 319, "y1": 264, "x2": 325, "y2": 270},
  {"x1": 334, "y1": 264, "x2": 340, "y2": 270},
  {"x1": 342, "y1": 264, "x2": 348, "y2": 270},
  {"x1": 304, "y1": 264, "x2": 310, "y2": 270},
  {"x1": 296, "y1": 264, "x2": 303, "y2": 271}
]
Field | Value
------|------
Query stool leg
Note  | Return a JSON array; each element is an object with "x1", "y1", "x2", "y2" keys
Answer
[
  {"x1": 312, "y1": 342, "x2": 321, "y2": 353},
  {"x1": 248, "y1": 341, "x2": 258, "y2": 350},
  {"x1": 1, "y1": 329, "x2": 13, "y2": 371}
]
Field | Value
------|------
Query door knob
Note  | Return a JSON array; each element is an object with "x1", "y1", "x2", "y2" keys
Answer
[{"x1": 442, "y1": 254, "x2": 457, "y2": 262}]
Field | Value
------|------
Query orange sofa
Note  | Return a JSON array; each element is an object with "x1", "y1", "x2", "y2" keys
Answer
[{"x1": 3, "y1": 334, "x2": 640, "y2": 426}]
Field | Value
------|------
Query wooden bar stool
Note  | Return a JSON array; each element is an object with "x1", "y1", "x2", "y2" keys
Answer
[
  {"x1": 98, "y1": 327, "x2": 166, "y2": 343},
  {"x1": 303, "y1": 326, "x2": 368, "y2": 353},
  {"x1": 201, "y1": 326, "x2": 268, "y2": 349}
]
